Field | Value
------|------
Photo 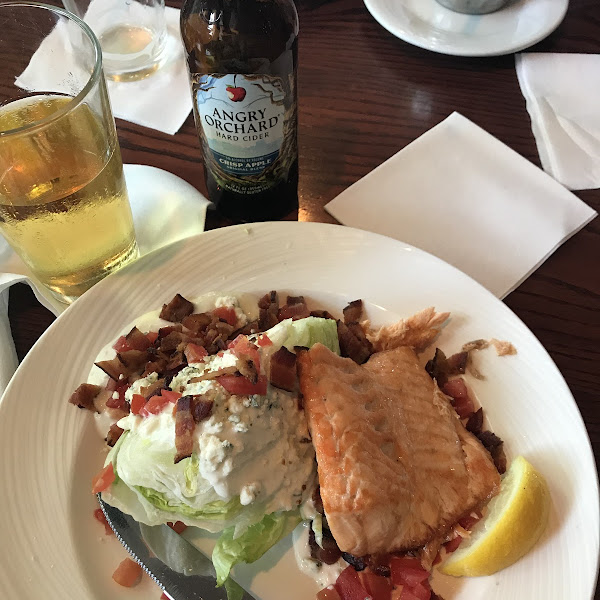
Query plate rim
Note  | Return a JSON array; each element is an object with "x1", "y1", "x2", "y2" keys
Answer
[{"x1": 362, "y1": 0, "x2": 570, "y2": 57}]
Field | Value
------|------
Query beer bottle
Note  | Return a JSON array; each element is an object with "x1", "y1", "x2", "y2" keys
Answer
[{"x1": 181, "y1": 0, "x2": 299, "y2": 223}]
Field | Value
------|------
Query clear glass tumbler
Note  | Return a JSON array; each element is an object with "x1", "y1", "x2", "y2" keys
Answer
[
  {"x1": 63, "y1": 0, "x2": 168, "y2": 81},
  {"x1": 0, "y1": 2, "x2": 138, "y2": 303}
]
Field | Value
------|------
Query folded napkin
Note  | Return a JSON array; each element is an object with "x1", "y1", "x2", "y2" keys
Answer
[
  {"x1": 516, "y1": 53, "x2": 600, "y2": 191},
  {"x1": 0, "y1": 165, "x2": 209, "y2": 396},
  {"x1": 16, "y1": 7, "x2": 192, "y2": 135},
  {"x1": 325, "y1": 112, "x2": 597, "y2": 298}
]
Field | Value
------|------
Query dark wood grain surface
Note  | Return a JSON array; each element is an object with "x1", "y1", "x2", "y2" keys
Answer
[{"x1": 7, "y1": 0, "x2": 600, "y2": 595}]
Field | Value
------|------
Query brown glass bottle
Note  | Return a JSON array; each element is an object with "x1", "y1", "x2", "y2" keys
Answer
[{"x1": 181, "y1": 0, "x2": 299, "y2": 223}]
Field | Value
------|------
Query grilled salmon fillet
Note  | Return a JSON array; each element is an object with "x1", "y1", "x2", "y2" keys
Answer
[{"x1": 297, "y1": 343, "x2": 500, "y2": 557}]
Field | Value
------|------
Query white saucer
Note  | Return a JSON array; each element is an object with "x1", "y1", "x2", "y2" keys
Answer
[{"x1": 363, "y1": 0, "x2": 569, "y2": 57}]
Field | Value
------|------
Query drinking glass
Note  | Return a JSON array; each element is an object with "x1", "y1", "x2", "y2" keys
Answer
[
  {"x1": 0, "y1": 2, "x2": 138, "y2": 304},
  {"x1": 63, "y1": 0, "x2": 168, "y2": 81}
]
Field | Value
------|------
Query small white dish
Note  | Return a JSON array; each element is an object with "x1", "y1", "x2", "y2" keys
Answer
[{"x1": 363, "y1": 0, "x2": 569, "y2": 57}]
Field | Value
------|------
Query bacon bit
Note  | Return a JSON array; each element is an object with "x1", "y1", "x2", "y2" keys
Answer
[
  {"x1": 278, "y1": 295, "x2": 310, "y2": 321},
  {"x1": 490, "y1": 338, "x2": 517, "y2": 356},
  {"x1": 446, "y1": 351, "x2": 468, "y2": 375},
  {"x1": 167, "y1": 521, "x2": 187, "y2": 534},
  {"x1": 343, "y1": 299, "x2": 364, "y2": 324},
  {"x1": 188, "y1": 365, "x2": 238, "y2": 383},
  {"x1": 191, "y1": 396, "x2": 213, "y2": 423},
  {"x1": 125, "y1": 326, "x2": 152, "y2": 351},
  {"x1": 95, "y1": 357, "x2": 129, "y2": 381},
  {"x1": 174, "y1": 396, "x2": 195, "y2": 463},
  {"x1": 337, "y1": 320, "x2": 373, "y2": 364},
  {"x1": 258, "y1": 290, "x2": 279, "y2": 330},
  {"x1": 106, "y1": 423, "x2": 124, "y2": 447},
  {"x1": 68, "y1": 383, "x2": 101, "y2": 411},
  {"x1": 269, "y1": 346, "x2": 297, "y2": 391},
  {"x1": 308, "y1": 527, "x2": 342, "y2": 565},
  {"x1": 159, "y1": 294, "x2": 195, "y2": 323},
  {"x1": 92, "y1": 463, "x2": 115, "y2": 494},
  {"x1": 158, "y1": 324, "x2": 183, "y2": 338},
  {"x1": 112, "y1": 558, "x2": 143, "y2": 587},
  {"x1": 478, "y1": 430, "x2": 507, "y2": 474},
  {"x1": 465, "y1": 407, "x2": 484, "y2": 434},
  {"x1": 93, "y1": 507, "x2": 113, "y2": 535},
  {"x1": 218, "y1": 374, "x2": 267, "y2": 396}
]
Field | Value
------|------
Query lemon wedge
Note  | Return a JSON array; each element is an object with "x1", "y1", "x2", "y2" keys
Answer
[{"x1": 440, "y1": 455, "x2": 550, "y2": 577}]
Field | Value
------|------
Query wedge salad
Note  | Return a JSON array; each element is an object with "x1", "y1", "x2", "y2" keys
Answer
[{"x1": 68, "y1": 291, "x2": 548, "y2": 600}]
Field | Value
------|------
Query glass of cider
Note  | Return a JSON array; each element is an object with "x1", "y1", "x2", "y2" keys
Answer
[{"x1": 0, "y1": 2, "x2": 139, "y2": 304}]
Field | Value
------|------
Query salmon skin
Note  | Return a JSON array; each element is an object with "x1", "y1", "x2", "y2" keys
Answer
[{"x1": 298, "y1": 343, "x2": 500, "y2": 557}]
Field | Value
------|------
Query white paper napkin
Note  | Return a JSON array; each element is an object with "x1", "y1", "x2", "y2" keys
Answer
[
  {"x1": 0, "y1": 165, "x2": 209, "y2": 397},
  {"x1": 325, "y1": 112, "x2": 597, "y2": 299},
  {"x1": 15, "y1": 7, "x2": 192, "y2": 135},
  {"x1": 516, "y1": 53, "x2": 600, "y2": 191}
]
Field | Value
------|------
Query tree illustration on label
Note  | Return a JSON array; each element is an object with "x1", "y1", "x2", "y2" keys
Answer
[{"x1": 226, "y1": 85, "x2": 246, "y2": 102}]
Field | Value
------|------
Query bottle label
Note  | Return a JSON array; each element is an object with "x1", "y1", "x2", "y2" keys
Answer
[{"x1": 193, "y1": 73, "x2": 293, "y2": 194}]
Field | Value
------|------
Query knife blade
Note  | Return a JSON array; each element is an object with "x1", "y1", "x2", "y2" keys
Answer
[{"x1": 98, "y1": 496, "x2": 257, "y2": 600}]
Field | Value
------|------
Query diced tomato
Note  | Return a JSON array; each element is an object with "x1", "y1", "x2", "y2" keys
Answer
[
  {"x1": 317, "y1": 586, "x2": 342, "y2": 600},
  {"x1": 453, "y1": 396, "x2": 475, "y2": 419},
  {"x1": 113, "y1": 335, "x2": 132, "y2": 353},
  {"x1": 360, "y1": 571, "x2": 392, "y2": 600},
  {"x1": 441, "y1": 378, "x2": 468, "y2": 399},
  {"x1": 444, "y1": 536, "x2": 463, "y2": 553},
  {"x1": 432, "y1": 553, "x2": 442, "y2": 566},
  {"x1": 400, "y1": 583, "x2": 431, "y2": 600},
  {"x1": 335, "y1": 566, "x2": 373, "y2": 600},
  {"x1": 147, "y1": 331, "x2": 159, "y2": 344},
  {"x1": 161, "y1": 390, "x2": 182, "y2": 403},
  {"x1": 167, "y1": 521, "x2": 187, "y2": 534},
  {"x1": 92, "y1": 463, "x2": 115, "y2": 494},
  {"x1": 257, "y1": 334, "x2": 273, "y2": 347},
  {"x1": 442, "y1": 378, "x2": 474, "y2": 418},
  {"x1": 106, "y1": 383, "x2": 129, "y2": 410},
  {"x1": 140, "y1": 394, "x2": 169, "y2": 417},
  {"x1": 218, "y1": 374, "x2": 267, "y2": 396},
  {"x1": 228, "y1": 334, "x2": 261, "y2": 371},
  {"x1": 390, "y1": 557, "x2": 429, "y2": 588},
  {"x1": 184, "y1": 342, "x2": 208, "y2": 364},
  {"x1": 93, "y1": 507, "x2": 113, "y2": 535},
  {"x1": 213, "y1": 306, "x2": 238, "y2": 326},
  {"x1": 112, "y1": 558, "x2": 142, "y2": 587},
  {"x1": 160, "y1": 593, "x2": 171, "y2": 600},
  {"x1": 131, "y1": 393, "x2": 147, "y2": 415}
]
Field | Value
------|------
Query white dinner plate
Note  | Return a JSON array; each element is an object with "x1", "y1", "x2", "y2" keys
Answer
[
  {"x1": 0, "y1": 222, "x2": 597, "y2": 600},
  {"x1": 363, "y1": 0, "x2": 569, "y2": 57}
]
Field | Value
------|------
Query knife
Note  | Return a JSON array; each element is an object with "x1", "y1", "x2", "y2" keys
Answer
[{"x1": 98, "y1": 496, "x2": 257, "y2": 600}]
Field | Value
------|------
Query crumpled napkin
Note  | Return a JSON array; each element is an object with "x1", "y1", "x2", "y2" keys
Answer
[
  {"x1": 0, "y1": 164, "x2": 210, "y2": 396},
  {"x1": 325, "y1": 112, "x2": 597, "y2": 298},
  {"x1": 516, "y1": 53, "x2": 600, "y2": 190},
  {"x1": 15, "y1": 7, "x2": 192, "y2": 135}
]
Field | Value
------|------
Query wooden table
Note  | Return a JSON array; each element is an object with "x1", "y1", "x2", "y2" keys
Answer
[{"x1": 7, "y1": 0, "x2": 600, "y2": 595}]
